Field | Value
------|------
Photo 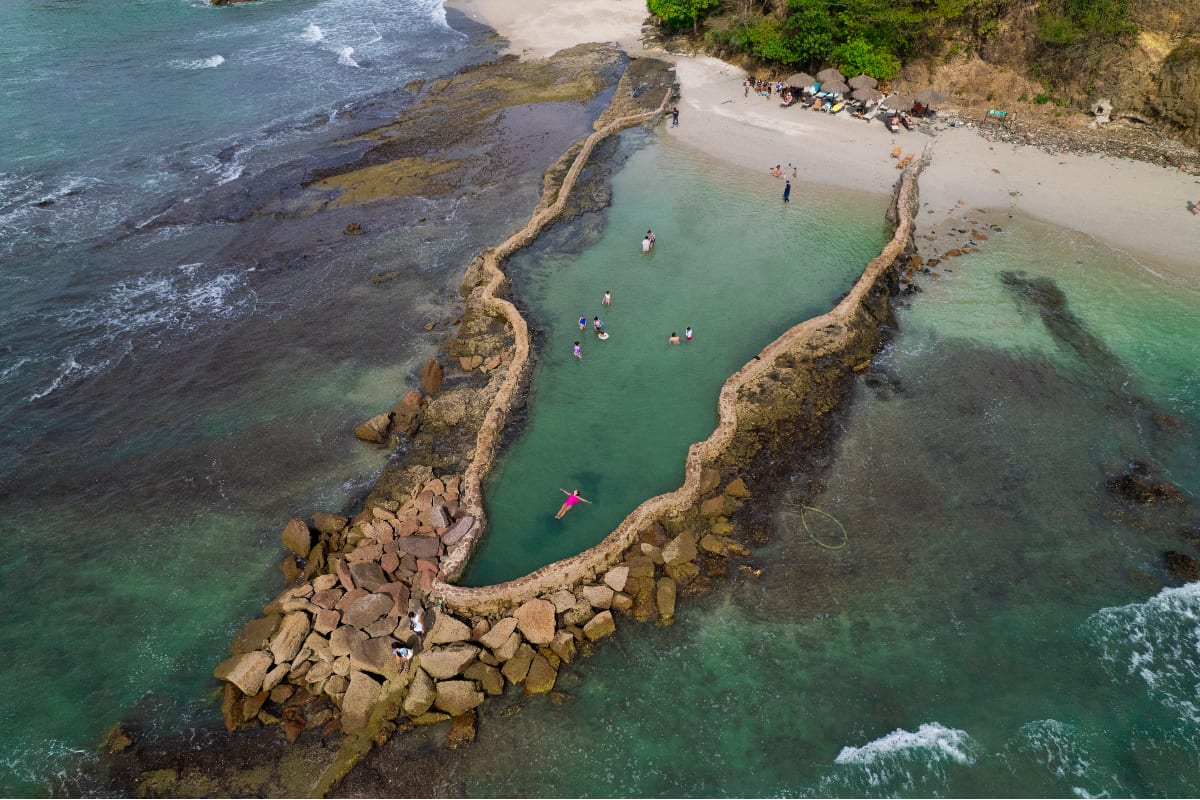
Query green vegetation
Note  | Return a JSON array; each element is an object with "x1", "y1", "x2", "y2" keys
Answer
[
  {"x1": 686, "y1": 0, "x2": 1136, "y2": 81},
  {"x1": 648, "y1": 0, "x2": 721, "y2": 33}
]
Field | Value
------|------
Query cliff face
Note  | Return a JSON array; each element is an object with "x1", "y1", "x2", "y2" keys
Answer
[{"x1": 972, "y1": 0, "x2": 1200, "y2": 145}]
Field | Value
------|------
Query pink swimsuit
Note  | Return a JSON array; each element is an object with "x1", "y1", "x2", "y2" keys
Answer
[{"x1": 565, "y1": 494, "x2": 581, "y2": 507}]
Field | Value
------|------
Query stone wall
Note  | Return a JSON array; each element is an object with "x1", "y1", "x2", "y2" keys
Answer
[{"x1": 428, "y1": 156, "x2": 926, "y2": 617}]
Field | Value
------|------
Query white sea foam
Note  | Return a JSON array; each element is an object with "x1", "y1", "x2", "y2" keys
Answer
[
  {"x1": 26, "y1": 355, "x2": 109, "y2": 402},
  {"x1": 1009, "y1": 718, "x2": 1116, "y2": 795},
  {"x1": 1086, "y1": 583, "x2": 1200, "y2": 725},
  {"x1": 302, "y1": 23, "x2": 324, "y2": 43},
  {"x1": 175, "y1": 55, "x2": 225, "y2": 70},
  {"x1": 826, "y1": 722, "x2": 979, "y2": 793},
  {"x1": 336, "y1": 46, "x2": 360, "y2": 68}
]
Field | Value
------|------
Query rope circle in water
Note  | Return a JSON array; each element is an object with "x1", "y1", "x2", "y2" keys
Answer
[{"x1": 791, "y1": 503, "x2": 848, "y2": 550}]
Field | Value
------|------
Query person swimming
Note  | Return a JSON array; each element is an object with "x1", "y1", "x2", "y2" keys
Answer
[
  {"x1": 668, "y1": 332, "x2": 680, "y2": 344},
  {"x1": 573, "y1": 341, "x2": 582, "y2": 359},
  {"x1": 603, "y1": 290, "x2": 611, "y2": 306},
  {"x1": 555, "y1": 488, "x2": 591, "y2": 519},
  {"x1": 685, "y1": 326, "x2": 693, "y2": 341}
]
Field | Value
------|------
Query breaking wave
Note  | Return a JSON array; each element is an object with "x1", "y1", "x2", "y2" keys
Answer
[
  {"x1": 822, "y1": 722, "x2": 979, "y2": 795},
  {"x1": 1086, "y1": 583, "x2": 1200, "y2": 725}
]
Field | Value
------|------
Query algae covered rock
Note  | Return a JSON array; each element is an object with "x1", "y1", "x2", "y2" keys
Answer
[
  {"x1": 341, "y1": 671, "x2": 382, "y2": 733},
  {"x1": 403, "y1": 668, "x2": 436, "y2": 717},
  {"x1": 583, "y1": 610, "x2": 616, "y2": 641},
  {"x1": 524, "y1": 652, "x2": 558, "y2": 695}
]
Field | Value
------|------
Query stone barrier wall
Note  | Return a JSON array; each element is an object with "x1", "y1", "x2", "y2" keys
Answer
[{"x1": 430, "y1": 152, "x2": 928, "y2": 617}]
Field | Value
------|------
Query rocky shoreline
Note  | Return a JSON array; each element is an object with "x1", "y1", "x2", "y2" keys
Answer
[{"x1": 98, "y1": 50, "x2": 925, "y2": 798}]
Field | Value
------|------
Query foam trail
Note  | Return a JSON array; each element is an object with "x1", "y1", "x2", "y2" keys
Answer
[
  {"x1": 1087, "y1": 582, "x2": 1200, "y2": 724},
  {"x1": 824, "y1": 722, "x2": 979, "y2": 794},
  {"x1": 302, "y1": 23, "x2": 324, "y2": 43},
  {"x1": 336, "y1": 46, "x2": 360, "y2": 68},
  {"x1": 176, "y1": 55, "x2": 224, "y2": 70}
]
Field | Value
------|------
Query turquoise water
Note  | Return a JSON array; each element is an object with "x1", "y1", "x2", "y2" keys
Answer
[
  {"x1": 0, "y1": 2, "x2": 558, "y2": 795},
  {"x1": 343, "y1": 207, "x2": 1200, "y2": 798},
  {"x1": 465, "y1": 135, "x2": 889, "y2": 585}
]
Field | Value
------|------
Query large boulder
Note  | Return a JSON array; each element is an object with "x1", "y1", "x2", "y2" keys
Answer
[
  {"x1": 582, "y1": 584, "x2": 614, "y2": 610},
  {"x1": 214, "y1": 650, "x2": 273, "y2": 696},
  {"x1": 390, "y1": 391, "x2": 424, "y2": 437},
  {"x1": 330, "y1": 625, "x2": 369, "y2": 658},
  {"x1": 501, "y1": 643, "x2": 535, "y2": 685},
  {"x1": 493, "y1": 631, "x2": 522, "y2": 662},
  {"x1": 420, "y1": 358, "x2": 444, "y2": 395},
  {"x1": 524, "y1": 653, "x2": 558, "y2": 695},
  {"x1": 603, "y1": 565, "x2": 629, "y2": 593},
  {"x1": 656, "y1": 577, "x2": 677, "y2": 624},
  {"x1": 464, "y1": 662, "x2": 505, "y2": 695},
  {"x1": 513, "y1": 598, "x2": 556, "y2": 645},
  {"x1": 427, "y1": 613, "x2": 472, "y2": 645},
  {"x1": 230, "y1": 614, "x2": 281, "y2": 655},
  {"x1": 354, "y1": 413, "x2": 392, "y2": 444},
  {"x1": 403, "y1": 667, "x2": 436, "y2": 716},
  {"x1": 341, "y1": 671, "x2": 382, "y2": 733},
  {"x1": 281, "y1": 519, "x2": 313, "y2": 558},
  {"x1": 268, "y1": 612, "x2": 311, "y2": 665},
  {"x1": 441, "y1": 515, "x2": 474, "y2": 546},
  {"x1": 349, "y1": 636, "x2": 398, "y2": 677},
  {"x1": 342, "y1": 593, "x2": 394, "y2": 630},
  {"x1": 418, "y1": 645, "x2": 479, "y2": 679},
  {"x1": 311, "y1": 512, "x2": 348, "y2": 535},
  {"x1": 396, "y1": 535, "x2": 441, "y2": 559},
  {"x1": 348, "y1": 562, "x2": 388, "y2": 593},
  {"x1": 551, "y1": 630, "x2": 577, "y2": 664},
  {"x1": 434, "y1": 680, "x2": 483, "y2": 716},
  {"x1": 478, "y1": 617, "x2": 518, "y2": 650},
  {"x1": 583, "y1": 610, "x2": 616, "y2": 641},
  {"x1": 1165, "y1": 551, "x2": 1200, "y2": 583},
  {"x1": 662, "y1": 530, "x2": 697, "y2": 567}
]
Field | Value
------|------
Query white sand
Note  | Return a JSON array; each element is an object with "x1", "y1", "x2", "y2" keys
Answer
[{"x1": 448, "y1": 0, "x2": 1200, "y2": 282}]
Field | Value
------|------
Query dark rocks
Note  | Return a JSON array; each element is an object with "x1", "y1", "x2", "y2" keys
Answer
[
  {"x1": 354, "y1": 413, "x2": 392, "y2": 444},
  {"x1": 1107, "y1": 461, "x2": 1186, "y2": 505},
  {"x1": 342, "y1": 593, "x2": 394, "y2": 629},
  {"x1": 1164, "y1": 551, "x2": 1200, "y2": 583}
]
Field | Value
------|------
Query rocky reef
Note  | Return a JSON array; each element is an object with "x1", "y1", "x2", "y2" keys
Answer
[{"x1": 104, "y1": 47, "x2": 926, "y2": 796}]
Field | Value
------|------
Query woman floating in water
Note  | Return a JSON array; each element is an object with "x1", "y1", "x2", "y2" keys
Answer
[{"x1": 555, "y1": 488, "x2": 592, "y2": 519}]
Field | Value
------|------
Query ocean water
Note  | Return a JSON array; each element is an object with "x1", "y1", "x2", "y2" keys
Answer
[
  {"x1": 0, "y1": 1, "x2": 555, "y2": 795},
  {"x1": 338, "y1": 186, "x2": 1200, "y2": 797},
  {"x1": 465, "y1": 135, "x2": 889, "y2": 585}
]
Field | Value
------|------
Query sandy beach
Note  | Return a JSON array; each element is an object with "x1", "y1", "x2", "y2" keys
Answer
[{"x1": 448, "y1": 0, "x2": 1200, "y2": 283}]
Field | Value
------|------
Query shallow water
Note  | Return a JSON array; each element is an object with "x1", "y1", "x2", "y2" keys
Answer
[
  {"x1": 0, "y1": 2, "x2": 577, "y2": 794},
  {"x1": 465, "y1": 134, "x2": 889, "y2": 585},
  {"x1": 343, "y1": 206, "x2": 1200, "y2": 798}
]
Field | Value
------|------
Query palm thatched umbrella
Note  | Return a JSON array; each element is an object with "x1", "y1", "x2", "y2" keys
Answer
[
  {"x1": 786, "y1": 72, "x2": 816, "y2": 88},
  {"x1": 821, "y1": 79, "x2": 850, "y2": 95},
  {"x1": 816, "y1": 67, "x2": 844, "y2": 84},
  {"x1": 914, "y1": 88, "x2": 945, "y2": 106},
  {"x1": 884, "y1": 94, "x2": 914, "y2": 111},
  {"x1": 848, "y1": 74, "x2": 878, "y2": 90},
  {"x1": 851, "y1": 87, "x2": 883, "y2": 102}
]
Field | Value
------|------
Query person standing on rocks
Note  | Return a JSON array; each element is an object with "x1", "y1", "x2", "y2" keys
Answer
[
  {"x1": 555, "y1": 488, "x2": 591, "y2": 519},
  {"x1": 408, "y1": 610, "x2": 424, "y2": 639},
  {"x1": 392, "y1": 644, "x2": 413, "y2": 670}
]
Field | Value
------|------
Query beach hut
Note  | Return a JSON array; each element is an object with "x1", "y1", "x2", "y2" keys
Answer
[
  {"x1": 914, "y1": 89, "x2": 945, "y2": 106},
  {"x1": 785, "y1": 72, "x2": 816, "y2": 89},
  {"x1": 821, "y1": 79, "x2": 850, "y2": 96},
  {"x1": 817, "y1": 67, "x2": 845, "y2": 84}
]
